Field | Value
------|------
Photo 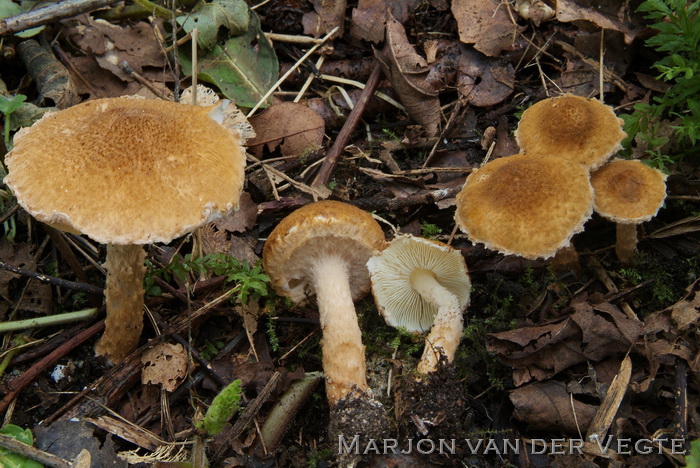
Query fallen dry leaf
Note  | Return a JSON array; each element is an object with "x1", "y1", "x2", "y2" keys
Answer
[
  {"x1": 510, "y1": 381, "x2": 597, "y2": 433},
  {"x1": 141, "y1": 343, "x2": 189, "y2": 392},
  {"x1": 0, "y1": 239, "x2": 36, "y2": 301},
  {"x1": 556, "y1": 0, "x2": 645, "y2": 44},
  {"x1": 213, "y1": 191, "x2": 258, "y2": 233},
  {"x1": 376, "y1": 12, "x2": 441, "y2": 136},
  {"x1": 302, "y1": 0, "x2": 346, "y2": 38},
  {"x1": 451, "y1": 0, "x2": 520, "y2": 57},
  {"x1": 248, "y1": 102, "x2": 325, "y2": 157},
  {"x1": 457, "y1": 47, "x2": 515, "y2": 107},
  {"x1": 349, "y1": 0, "x2": 418, "y2": 43},
  {"x1": 487, "y1": 299, "x2": 641, "y2": 386}
]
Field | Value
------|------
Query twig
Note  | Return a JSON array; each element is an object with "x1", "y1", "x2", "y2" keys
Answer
[
  {"x1": 0, "y1": 308, "x2": 98, "y2": 333},
  {"x1": 0, "y1": 433, "x2": 71, "y2": 468},
  {"x1": 0, "y1": 320, "x2": 105, "y2": 412},
  {"x1": 0, "y1": 260, "x2": 104, "y2": 296},
  {"x1": 0, "y1": 0, "x2": 120, "y2": 35},
  {"x1": 312, "y1": 62, "x2": 383, "y2": 187}
]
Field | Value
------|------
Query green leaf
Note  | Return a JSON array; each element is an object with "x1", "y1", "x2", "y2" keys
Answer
[
  {"x1": 198, "y1": 379, "x2": 243, "y2": 436},
  {"x1": 180, "y1": 11, "x2": 278, "y2": 108},
  {"x1": 0, "y1": 95, "x2": 27, "y2": 116},
  {"x1": 178, "y1": 0, "x2": 250, "y2": 50},
  {"x1": 0, "y1": 0, "x2": 44, "y2": 37},
  {"x1": 0, "y1": 425, "x2": 44, "y2": 468}
]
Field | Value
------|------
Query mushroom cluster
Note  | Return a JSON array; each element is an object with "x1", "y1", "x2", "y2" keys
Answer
[
  {"x1": 455, "y1": 93, "x2": 664, "y2": 264},
  {"x1": 3, "y1": 96, "x2": 247, "y2": 363}
]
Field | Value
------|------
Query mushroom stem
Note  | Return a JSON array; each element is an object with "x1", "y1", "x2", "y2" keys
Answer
[
  {"x1": 94, "y1": 244, "x2": 147, "y2": 364},
  {"x1": 410, "y1": 268, "x2": 463, "y2": 374},
  {"x1": 615, "y1": 223, "x2": 638, "y2": 265},
  {"x1": 311, "y1": 253, "x2": 369, "y2": 405}
]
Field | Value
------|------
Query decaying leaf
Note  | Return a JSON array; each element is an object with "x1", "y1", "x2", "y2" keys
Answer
[
  {"x1": 177, "y1": 0, "x2": 250, "y2": 50},
  {"x1": 302, "y1": 0, "x2": 346, "y2": 38},
  {"x1": 141, "y1": 343, "x2": 189, "y2": 392},
  {"x1": 556, "y1": 0, "x2": 644, "y2": 44},
  {"x1": 35, "y1": 419, "x2": 126, "y2": 468},
  {"x1": 457, "y1": 47, "x2": 515, "y2": 107},
  {"x1": 510, "y1": 381, "x2": 597, "y2": 432},
  {"x1": 213, "y1": 191, "x2": 258, "y2": 233},
  {"x1": 180, "y1": 12, "x2": 278, "y2": 108},
  {"x1": 376, "y1": 12, "x2": 440, "y2": 136},
  {"x1": 0, "y1": 239, "x2": 35, "y2": 301},
  {"x1": 451, "y1": 0, "x2": 520, "y2": 57},
  {"x1": 349, "y1": 0, "x2": 418, "y2": 43},
  {"x1": 248, "y1": 102, "x2": 325, "y2": 157},
  {"x1": 17, "y1": 40, "x2": 78, "y2": 109},
  {"x1": 487, "y1": 299, "x2": 642, "y2": 386},
  {"x1": 85, "y1": 415, "x2": 161, "y2": 451}
]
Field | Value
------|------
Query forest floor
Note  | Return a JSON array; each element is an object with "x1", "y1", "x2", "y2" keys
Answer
[{"x1": 1, "y1": 0, "x2": 699, "y2": 467}]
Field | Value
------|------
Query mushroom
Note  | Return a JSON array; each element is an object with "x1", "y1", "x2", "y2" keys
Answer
[
  {"x1": 515, "y1": 94, "x2": 626, "y2": 170},
  {"x1": 590, "y1": 158, "x2": 667, "y2": 264},
  {"x1": 3, "y1": 96, "x2": 247, "y2": 363},
  {"x1": 263, "y1": 200, "x2": 385, "y2": 404},
  {"x1": 367, "y1": 235, "x2": 471, "y2": 374},
  {"x1": 455, "y1": 153, "x2": 594, "y2": 259}
]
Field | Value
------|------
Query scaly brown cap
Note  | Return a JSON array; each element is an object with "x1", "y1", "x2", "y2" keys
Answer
[
  {"x1": 515, "y1": 94, "x2": 626, "y2": 170},
  {"x1": 591, "y1": 158, "x2": 667, "y2": 224},
  {"x1": 263, "y1": 200, "x2": 386, "y2": 303},
  {"x1": 455, "y1": 153, "x2": 593, "y2": 259},
  {"x1": 4, "y1": 97, "x2": 246, "y2": 245}
]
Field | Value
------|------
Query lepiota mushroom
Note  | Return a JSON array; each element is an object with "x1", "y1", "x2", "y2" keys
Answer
[
  {"x1": 455, "y1": 153, "x2": 594, "y2": 259},
  {"x1": 590, "y1": 159, "x2": 667, "y2": 264},
  {"x1": 262, "y1": 200, "x2": 391, "y2": 438},
  {"x1": 367, "y1": 235, "x2": 471, "y2": 374},
  {"x1": 4, "y1": 96, "x2": 247, "y2": 363},
  {"x1": 515, "y1": 93, "x2": 626, "y2": 170}
]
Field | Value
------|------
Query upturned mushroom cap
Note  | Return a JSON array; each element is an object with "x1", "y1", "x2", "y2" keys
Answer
[
  {"x1": 515, "y1": 94, "x2": 626, "y2": 170},
  {"x1": 4, "y1": 97, "x2": 246, "y2": 245},
  {"x1": 591, "y1": 158, "x2": 668, "y2": 224},
  {"x1": 263, "y1": 200, "x2": 386, "y2": 303},
  {"x1": 367, "y1": 235, "x2": 471, "y2": 333},
  {"x1": 455, "y1": 153, "x2": 594, "y2": 259}
]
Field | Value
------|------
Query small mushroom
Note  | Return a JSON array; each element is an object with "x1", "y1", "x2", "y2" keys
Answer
[
  {"x1": 455, "y1": 153, "x2": 594, "y2": 259},
  {"x1": 367, "y1": 235, "x2": 471, "y2": 374},
  {"x1": 262, "y1": 200, "x2": 386, "y2": 403},
  {"x1": 515, "y1": 94, "x2": 626, "y2": 170},
  {"x1": 590, "y1": 159, "x2": 667, "y2": 264},
  {"x1": 4, "y1": 97, "x2": 247, "y2": 363}
]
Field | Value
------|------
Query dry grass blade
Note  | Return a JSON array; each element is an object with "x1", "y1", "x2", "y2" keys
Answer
[{"x1": 647, "y1": 215, "x2": 700, "y2": 239}]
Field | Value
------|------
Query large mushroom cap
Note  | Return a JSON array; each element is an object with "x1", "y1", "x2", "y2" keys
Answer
[
  {"x1": 367, "y1": 235, "x2": 471, "y2": 333},
  {"x1": 4, "y1": 97, "x2": 246, "y2": 245},
  {"x1": 263, "y1": 200, "x2": 386, "y2": 303},
  {"x1": 591, "y1": 159, "x2": 667, "y2": 224},
  {"x1": 455, "y1": 153, "x2": 594, "y2": 259},
  {"x1": 515, "y1": 94, "x2": 626, "y2": 170}
]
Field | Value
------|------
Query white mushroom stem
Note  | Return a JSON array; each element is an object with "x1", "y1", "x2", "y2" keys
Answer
[
  {"x1": 310, "y1": 253, "x2": 369, "y2": 405},
  {"x1": 411, "y1": 268, "x2": 463, "y2": 374},
  {"x1": 94, "y1": 244, "x2": 147, "y2": 364},
  {"x1": 616, "y1": 223, "x2": 638, "y2": 265}
]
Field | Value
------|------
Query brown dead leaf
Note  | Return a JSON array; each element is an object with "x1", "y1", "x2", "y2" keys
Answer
[
  {"x1": 141, "y1": 343, "x2": 189, "y2": 392},
  {"x1": 641, "y1": 279, "x2": 700, "y2": 334},
  {"x1": 302, "y1": 0, "x2": 346, "y2": 38},
  {"x1": 248, "y1": 102, "x2": 325, "y2": 157},
  {"x1": 214, "y1": 192, "x2": 258, "y2": 233},
  {"x1": 451, "y1": 0, "x2": 520, "y2": 57},
  {"x1": 68, "y1": 17, "x2": 168, "y2": 83},
  {"x1": 488, "y1": 301, "x2": 641, "y2": 386},
  {"x1": 376, "y1": 12, "x2": 441, "y2": 136},
  {"x1": 457, "y1": 47, "x2": 515, "y2": 107},
  {"x1": 556, "y1": 0, "x2": 645, "y2": 44},
  {"x1": 510, "y1": 381, "x2": 597, "y2": 433},
  {"x1": 349, "y1": 0, "x2": 419, "y2": 43},
  {"x1": 17, "y1": 281, "x2": 52, "y2": 315},
  {"x1": 0, "y1": 239, "x2": 35, "y2": 301}
]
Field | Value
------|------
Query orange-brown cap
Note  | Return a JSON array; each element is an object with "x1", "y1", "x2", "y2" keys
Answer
[
  {"x1": 591, "y1": 159, "x2": 667, "y2": 224},
  {"x1": 4, "y1": 97, "x2": 246, "y2": 245},
  {"x1": 263, "y1": 200, "x2": 386, "y2": 303},
  {"x1": 455, "y1": 153, "x2": 593, "y2": 259},
  {"x1": 515, "y1": 94, "x2": 626, "y2": 170}
]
